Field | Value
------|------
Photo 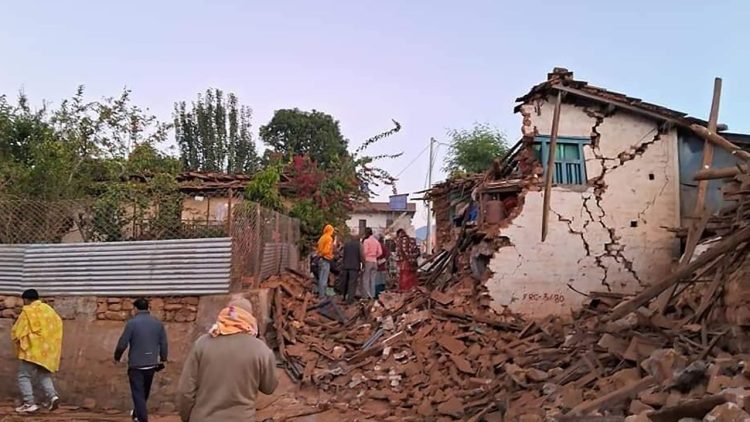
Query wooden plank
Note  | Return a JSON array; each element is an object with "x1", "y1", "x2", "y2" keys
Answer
[
  {"x1": 607, "y1": 226, "x2": 750, "y2": 321},
  {"x1": 691, "y1": 124, "x2": 750, "y2": 161},
  {"x1": 541, "y1": 90, "x2": 563, "y2": 242},
  {"x1": 273, "y1": 288, "x2": 287, "y2": 363},
  {"x1": 694, "y1": 164, "x2": 748, "y2": 180},
  {"x1": 658, "y1": 211, "x2": 711, "y2": 313},
  {"x1": 690, "y1": 262, "x2": 726, "y2": 323},
  {"x1": 648, "y1": 395, "x2": 726, "y2": 422},
  {"x1": 693, "y1": 78, "x2": 723, "y2": 215},
  {"x1": 567, "y1": 375, "x2": 655, "y2": 416},
  {"x1": 697, "y1": 329, "x2": 729, "y2": 361},
  {"x1": 671, "y1": 79, "x2": 723, "y2": 315}
]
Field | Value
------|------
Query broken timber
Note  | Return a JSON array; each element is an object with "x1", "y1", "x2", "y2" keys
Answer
[
  {"x1": 690, "y1": 124, "x2": 750, "y2": 161},
  {"x1": 541, "y1": 90, "x2": 563, "y2": 242},
  {"x1": 607, "y1": 225, "x2": 750, "y2": 321}
]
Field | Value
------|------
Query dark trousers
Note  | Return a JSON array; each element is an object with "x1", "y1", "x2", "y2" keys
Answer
[
  {"x1": 342, "y1": 269, "x2": 360, "y2": 304},
  {"x1": 128, "y1": 368, "x2": 156, "y2": 422}
]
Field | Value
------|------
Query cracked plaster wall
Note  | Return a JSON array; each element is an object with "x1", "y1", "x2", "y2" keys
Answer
[{"x1": 488, "y1": 98, "x2": 681, "y2": 317}]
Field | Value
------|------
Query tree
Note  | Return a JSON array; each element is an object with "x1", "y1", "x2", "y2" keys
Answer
[
  {"x1": 0, "y1": 88, "x2": 170, "y2": 200},
  {"x1": 174, "y1": 89, "x2": 259, "y2": 173},
  {"x1": 259, "y1": 108, "x2": 349, "y2": 169},
  {"x1": 248, "y1": 119, "x2": 402, "y2": 248},
  {"x1": 443, "y1": 123, "x2": 509, "y2": 176},
  {"x1": 0, "y1": 88, "x2": 177, "y2": 242}
]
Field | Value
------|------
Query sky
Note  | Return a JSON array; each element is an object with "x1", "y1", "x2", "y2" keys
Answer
[{"x1": 2, "y1": 0, "x2": 749, "y2": 227}]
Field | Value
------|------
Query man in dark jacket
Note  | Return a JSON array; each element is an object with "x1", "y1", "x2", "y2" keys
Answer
[
  {"x1": 114, "y1": 298, "x2": 168, "y2": 422},
  {"x1": 340, "y1": 234, "x2": 363, "y2": 304}
]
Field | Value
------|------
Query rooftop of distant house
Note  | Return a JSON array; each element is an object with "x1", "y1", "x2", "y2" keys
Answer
[{"x1": 352, "y1": 201, "x2": 417, "y2": 214}]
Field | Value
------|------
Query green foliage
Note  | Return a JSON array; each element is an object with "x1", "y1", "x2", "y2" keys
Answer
[
  {"x1": 253, "y1": 118, "x2": 402, "y2": 246},
  {"x1": 0, "y1": 88, "x2": 172, "y2": 201},
  {"x1": 90, "y1": 184, "x2": 130, "y2": 241},
  {"x1": 245, "y1": 164, "x2": 285, "y2": 212},
  {"x1": 260, "y1": 108, "x2": 349, "y2": 169},
  {"x1": 174, "y1": 89, "x2": 259, "y2": 173},
  {"x1": 126, "y1": 143, "x2": 181, "y2": 176},
  {"x1": 288, "y1": 199, "x2": 327, "y2": 248},
  {"x1": 0, "y1": 89, "x2": 184, "y2": 242},
  {"x1": 443, "y1": 123, "x2": 509, "y2": 176},
  {"x1": 52, "y1": 86, "x2": 170, "y2": 159}
]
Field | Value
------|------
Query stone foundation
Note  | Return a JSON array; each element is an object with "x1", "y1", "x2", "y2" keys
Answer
[
  {"x1": 0, "y1": 295, "x2": 199, "y2": 323},
  {"x1": 96, "y1": 297, "x2": 199, "y2": 323}
]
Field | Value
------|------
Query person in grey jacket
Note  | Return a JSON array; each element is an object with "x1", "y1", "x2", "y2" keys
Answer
[{"x1": 114, "y1": 298, "x2": 168, "y2": 422}]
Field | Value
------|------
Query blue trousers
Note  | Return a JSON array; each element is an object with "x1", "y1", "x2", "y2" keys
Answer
[
  {"x1": 318, "y1": 259, "x2": 331, "y2": 298},
  {"x1": 128, "y1": 368, "x2": 155, "y2": 422}
]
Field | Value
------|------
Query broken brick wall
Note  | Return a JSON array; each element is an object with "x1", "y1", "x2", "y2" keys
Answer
[
  {"x1": 487, "y1": 98, "x2": 681, "y2": 317},
  {"x1": 0, "y1": 290, "x2": 271, "y2": 411},
  {"x1": 725, "y1": 252, "x2": 750, "y2": 326}
]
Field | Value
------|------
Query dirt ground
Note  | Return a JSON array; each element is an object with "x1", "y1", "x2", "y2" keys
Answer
[
  {"x1": 0, "y1": 370, "x2": 352, "y2": 422},
  {"x1": 0, "y1": 402, "x2": 345, "y2": 422}
]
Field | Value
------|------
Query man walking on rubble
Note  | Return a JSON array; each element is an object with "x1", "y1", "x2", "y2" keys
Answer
[
  {"x1": 114, "y1": 298, "x2": 168, "y2": 422},
  {"x1": 11, "y1": 289, "x2": 63, "y2": 414},
  {"x1": 341, "y1": 234, "x2": 364, "y2": 304},
  {"x1": 316, "y1": 224, "x2": 335, "y2": 298},
  {"x1": 177, "y1": 297, "x2": 277, "y2": 421}
]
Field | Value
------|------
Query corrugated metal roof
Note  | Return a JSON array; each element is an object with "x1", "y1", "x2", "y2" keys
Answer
[
  {"x1": 0, "y1": 245, "x2": 24, "y2": 294},
  {"x1": 0, "y1": 238, "x2": 231, "y2": 296},
  {"x1": 259, "y1": 243, "x2": 291, "y2": 281}
]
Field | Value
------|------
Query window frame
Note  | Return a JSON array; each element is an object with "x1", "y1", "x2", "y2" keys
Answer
[{"x1": 534, "y1": 135, "x2": 590, "y2": 185}]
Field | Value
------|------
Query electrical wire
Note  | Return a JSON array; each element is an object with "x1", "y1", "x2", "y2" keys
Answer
[{"x1": 375, "y1": 142, "x2": 431, "y2": 195}]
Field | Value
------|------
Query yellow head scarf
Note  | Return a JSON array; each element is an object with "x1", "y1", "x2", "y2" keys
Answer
[{"x1": 208, "y1": 298, "x2": 258, "y2": 337}]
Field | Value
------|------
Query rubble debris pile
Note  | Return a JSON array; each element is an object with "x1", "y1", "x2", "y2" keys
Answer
[
  {"x1": 261, "y1": 107, "x2": 750, "y2": 419},
  {"x1": 263, "y1": 238, "x2": 750, "y2": 421},
  {"x1": 263, "y1": 159, "x2": 750, "y2": 420}
]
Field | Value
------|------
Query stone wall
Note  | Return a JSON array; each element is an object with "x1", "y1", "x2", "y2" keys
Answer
[
  {"x1": 0, "y1": 295, "x2": 200, "y2": 323},
  {"x1": 487, "y1": 99, "x2": 681, "y2": 318},
  {"x1": 95, "y1": 297, "x2": 199, "y2": 323},
  {"x1": 0, "y1": 290, "x2": 270, "y2": 411}
]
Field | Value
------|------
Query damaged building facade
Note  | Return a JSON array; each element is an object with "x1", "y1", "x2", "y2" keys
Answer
[{"x1": 428, "y1": 68, "x2": 750, "y2": 317}]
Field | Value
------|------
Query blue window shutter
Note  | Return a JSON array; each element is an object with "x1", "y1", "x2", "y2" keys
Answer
[{"x1": 534, "y1": 136, "x2": 588, "y2": 185}]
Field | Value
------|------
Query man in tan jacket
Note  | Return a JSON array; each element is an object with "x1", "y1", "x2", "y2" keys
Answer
[{"x1": 177, "y1": 298, "x2": 277, "y2": 421}]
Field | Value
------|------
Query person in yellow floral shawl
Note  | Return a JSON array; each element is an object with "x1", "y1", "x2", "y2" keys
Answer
[{"x1": 11, "y1": 289, "x2": 63, "y2": 414}]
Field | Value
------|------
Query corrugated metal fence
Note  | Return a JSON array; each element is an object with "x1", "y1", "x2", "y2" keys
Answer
[{"x1": 0, "y1": 238, "x2": 231, "y2": 296}]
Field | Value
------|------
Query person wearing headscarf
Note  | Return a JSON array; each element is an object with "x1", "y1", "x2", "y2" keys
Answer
[
  {"x1": 177, "y1": 297, "x2": 277, "y2": 422},
  {"x1": 396, "y1": 229, "x2": 420, "y2": 291},
  {"x1": 11, "y1": 289, "x2": 63, "y2": 414},
  {"x1": 315, "y1": 224, "x2": 335, "y2": 298}
]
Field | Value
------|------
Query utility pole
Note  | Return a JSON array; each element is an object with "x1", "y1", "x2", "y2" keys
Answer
[{"x1": 426, "y1": 137, "x2": 435, "y2": 254}]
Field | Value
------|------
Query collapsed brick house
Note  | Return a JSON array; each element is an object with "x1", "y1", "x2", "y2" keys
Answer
[{"x1": 427, "y1": 68, "x2": 750, "y2": 317}]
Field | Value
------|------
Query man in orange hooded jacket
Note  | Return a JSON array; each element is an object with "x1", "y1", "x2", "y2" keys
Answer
[{"x1": 316, "y1": 225, "x2": 335, "y2": 298}]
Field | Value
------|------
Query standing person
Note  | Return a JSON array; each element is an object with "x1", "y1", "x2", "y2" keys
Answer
[
  {"x1": 177, "y1": 297, "x2": 277, "y2": 422},
  {"x1": 396, "y1": 229, "x2": 420, "y2": 291},
  {"x1": 340, "y1": 234, "x2": 363, "y2": 304},
  {"x1": 114, "y1": 298, "x2": 168, "y2": 422},
  {"x1": 11, "y1": 289, "x2": 63, "y2": 414},
  {"x1": 375, "y1": 234, "x2": 390, "y2": 297},
  {"x1": 316, "y1": 224, "x2": 335, "y2": 298},
  {"x1": 361, "y1": 228, "x2": 382, "y2": 298}
]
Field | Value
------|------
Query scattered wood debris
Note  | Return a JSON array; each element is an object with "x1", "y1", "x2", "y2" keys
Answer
[{"x1": 260, "y1": 135, "x2": 750, "y2": 420}]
